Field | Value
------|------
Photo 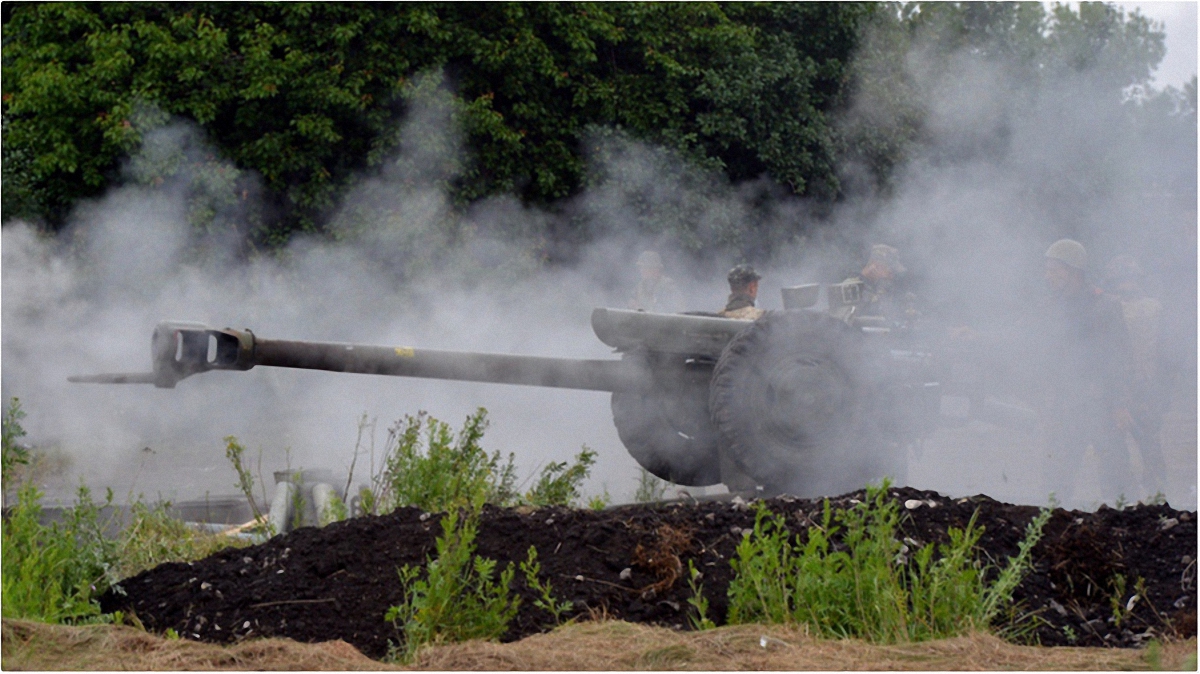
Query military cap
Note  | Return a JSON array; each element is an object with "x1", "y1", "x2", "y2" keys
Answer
[
  {"x1": 1045, "y1": 239, "x2": 1087, "y2": 271},
  {"x1": 727, "y1": 263, "x2": 761, "y2": 286}
]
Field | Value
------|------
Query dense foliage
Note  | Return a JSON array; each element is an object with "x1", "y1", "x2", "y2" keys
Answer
[
  {"x1": 2, "y1": 2, "x2": 867, "y2": 242},
  {"x1": 2, "y1": 2, "x2": 1191, "y2": 254}
]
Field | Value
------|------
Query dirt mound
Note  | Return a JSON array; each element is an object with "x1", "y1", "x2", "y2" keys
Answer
[{"x1": 98, "y1": 487, "x2": 1196, "y2": 659}]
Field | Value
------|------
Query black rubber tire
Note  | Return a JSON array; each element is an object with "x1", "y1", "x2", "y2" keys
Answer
[
  {"x1": 709, "y1": 311, "x2": 886, "y2": 496},
  {"x1": 610, "y1": 352, "x2": 723, "y2": 487}
]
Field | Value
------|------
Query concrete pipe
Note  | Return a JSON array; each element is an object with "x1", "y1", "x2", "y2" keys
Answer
[
  {"x1": 268, "y1": 480, "x2": 297, "y2": 536},
  {"x1": 311, "y1": 482, "x2": 339, "y2": 526}
]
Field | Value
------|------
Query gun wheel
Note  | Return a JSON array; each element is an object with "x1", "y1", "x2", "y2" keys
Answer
[
  {"x1": 611, "y1": 352, "x2": 723, "y2": 487},
  {"x1": 709, "y1": 311, "x2": 887, "y2": 496}
]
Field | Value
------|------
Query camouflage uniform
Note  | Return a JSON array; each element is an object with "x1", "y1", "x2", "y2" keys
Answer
[
  {"x1": 1106, "y1": 255, "x2": 1168, "y2": 493},
  {"x1": 835, "y1": 245, "x2": 916, "y2": 324},
  {"x1": 836, "y1": 275, "x2": 916, "y2": 323},
  {"x1": 720, "y1": 292, "x2": 765, "y2": 320},
  {"x1": 719, "y1": 264, "x2": 765, "y2": 320},
  {"x1": 1035, "y1": 286, "x2": 1134, "y2": 502}
]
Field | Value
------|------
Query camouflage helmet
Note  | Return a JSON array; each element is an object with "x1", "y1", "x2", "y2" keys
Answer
[
  {"x1": 727, "y1": 263, "x2": 761, "y2": 287},
  {"x1": 1045, "y1": 239, "x2": 1088, "y2": 271}
]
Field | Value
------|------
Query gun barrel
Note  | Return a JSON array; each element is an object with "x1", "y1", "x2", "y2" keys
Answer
[{"x1": 253, "y1": 338, "x2": 641, "y2": 392}]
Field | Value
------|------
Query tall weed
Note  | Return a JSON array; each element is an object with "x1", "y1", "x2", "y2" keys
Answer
[
  {"x1": 385, "y1": 507, "x2": 519, "y2": 661},
  {"x1": 361, "y1": 408, "x2": 599, "y2": 514},
  {"x1": 365, "y1": 409, "x2": 517, "y2": 515},
  {"x1": 525, "y1": 448, "x2": 596, "y2": 507},
  {"x1": 634, "y1": 468, "x2": 669, "y2": 503},
  {"x1": 2, "y1": 397, "x2": 30, "y2": 505},
  {"x1": 117, "y1": 499, "x2": 248, "y2": 579},
  {"x1": 223, "y1": 435, "x2": 269, "y2": 524},
  {"x1": 520, "y1": 546, "x2": 573, "y2": 625},
  {"x1": 727, "y1": 482, "x2": 1050, "y2": 643},
  {"x1": 1, "y1": 482, "x2": 119, "y2": 623}
]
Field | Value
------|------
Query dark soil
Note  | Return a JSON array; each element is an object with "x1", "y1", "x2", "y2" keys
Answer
[{"x1": 99, "y1": 487, "x2": 1196, "y2": 659}]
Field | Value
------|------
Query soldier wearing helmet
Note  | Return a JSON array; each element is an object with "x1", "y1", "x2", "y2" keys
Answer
[
  {"x1": 630, "y1": 250, "x2": 683, "y2": 313},
  {"x1": 838, "y1": 244, "x2": 917, "y2": 324},
  {"x1": 719, "y1": 264, "x2": 765, "y2": 320},
  {"x1": 1037, "y1": 238, "x2": 1135, "y2": 504},
  {"x1": 1104, "y1": 253, "x2": 1168, "y2": 494}
]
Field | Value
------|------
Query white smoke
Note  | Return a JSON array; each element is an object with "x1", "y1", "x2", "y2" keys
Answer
[{"x1": 2, "y1": 32, "x2": 1194, "y2": 512}]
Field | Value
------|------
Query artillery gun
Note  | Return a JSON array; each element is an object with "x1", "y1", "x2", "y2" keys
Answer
[{"x1": 70, "y1": 283, "x2": 942, "y2": 496}]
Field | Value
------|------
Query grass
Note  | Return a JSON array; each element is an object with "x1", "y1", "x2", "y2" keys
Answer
[
  {"x1": 725, "y1": 481, "x2": 1051, "y2": 643},
  {"x1": 410, "y1": 621, "x2": 1196, "y2": 671},
  {"x1": 2, "y1": 397, "x2": 249, "y2": 624},
  {"x1": 3, "y1": 618, "x2": 1196, "y2": 670},
  {"x1": 1, "y1": 482, "x2": 118, "y2": 623},
  {"x1": 2, "y1": 481, "x2": 251, "y2": 624},
  {"x1": 116, "y1": 499, "x2": 250, "y2": 579},
  {"x1": 634, "y1": 468, "x2": 669, "y2": 503}
]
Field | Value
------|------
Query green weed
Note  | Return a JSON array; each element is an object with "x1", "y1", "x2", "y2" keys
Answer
[
  {"x1": 980, "y1": 507, "x2": 1051, "y2": 637},
  {"x1": 587, "y1": 491, "x2": 612, "y2": 511},
  {"x1": 319, "y1": 493, "x2": 350, "y2": 526},
  {"x1": 117, "y1": 498, "x2": 248, "y2": 579},
  {"x1": 634, "y1": 468, "x2": 668, "y2": 503},
  {"x1": 519, "y1": 546, "x2": 573, "y2": 625},
  {"x1": 385, "y1": 506, "x2": 519, "y2": 662},
  {"x1": 726, "y1": 482, "x2": 1050, "y2": 643},
  {"x1": 525, "y1": 448, "x2": 596, "y2": 508},
  {"x1": 365, "y1": 409, "x2": 518, "y2": 515},
  {"x1": 1, "y1": 397, "x2": 30, "y2": 505},
  {"x1": 223, "y1": 435, "x2": 268, "y2": 525},
  {"x1": 686, "y1": 560, "x2": 716, "y2": 630},
  {"x1": 289, "y1": 469, "x2": 307, "y2": 531},
  {"x1": 1, "y1": 482, "x2": 119, "y2": 623}
]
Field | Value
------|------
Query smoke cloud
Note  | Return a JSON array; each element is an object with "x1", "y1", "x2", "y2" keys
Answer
[{"x1": 3, "y1": 32, "x2": 1194, "y2": 512}]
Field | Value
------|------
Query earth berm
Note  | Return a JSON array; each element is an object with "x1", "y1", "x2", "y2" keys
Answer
[{"x1": 99, "y1": 486, "x2": 1197, "y2": 659}]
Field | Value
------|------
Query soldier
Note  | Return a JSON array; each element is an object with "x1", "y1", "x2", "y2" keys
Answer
[
  {"x1": 630, "y1": 251, "x2": 683, "y2": 313},
  {"x1": 719, "y1": 264, "x2": 765, "y2": 320},
  {"x1": 840, "y1": 244, "x2": 917, "y2": 324},
  {"x1": 1037, "y1": 239, "x2": 1134, "y2": 504},
  {"x1": 1105, "y1": 254, "x2": 1168, "y2": 494}
]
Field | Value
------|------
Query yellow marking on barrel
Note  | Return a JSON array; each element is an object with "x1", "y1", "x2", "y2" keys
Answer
[{"x1": 394, "y1": 347, "x2": 415, "y2": 358}]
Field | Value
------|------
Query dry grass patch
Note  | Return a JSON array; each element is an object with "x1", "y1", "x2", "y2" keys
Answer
[
  {"x1": 416, "y1": 620, "x2": 1197, "y2": 671},
  {"x1": 3, "y1": 618, "x2": 1195, "y2": 671},
  {"x1": 1, "y1": 619, "x2": 397, "y2": 670}
]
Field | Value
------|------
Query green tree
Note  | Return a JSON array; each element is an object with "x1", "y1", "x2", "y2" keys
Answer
[{"x1": 3, "y1": 3, "x2": 869, "y2": 247}]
